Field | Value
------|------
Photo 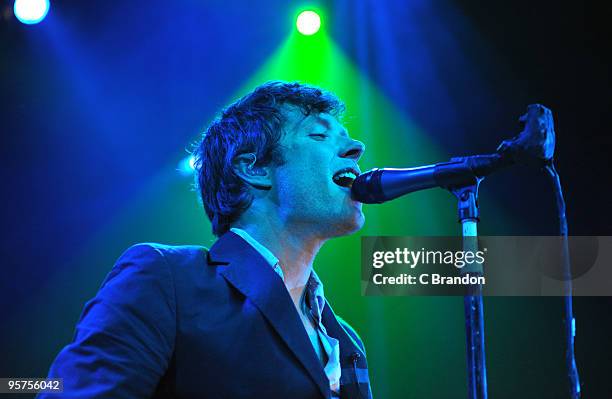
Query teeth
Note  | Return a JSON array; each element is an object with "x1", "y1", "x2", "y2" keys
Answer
[
  {"x1": 335, "y1": 172, "x2": 356, "y2": 180},
  {"x1": 333, "y1": 171, "x2": 357, "y2": 181},
  {"x1": 332, "y1": 170, "x2": 358, "y2": 188}
]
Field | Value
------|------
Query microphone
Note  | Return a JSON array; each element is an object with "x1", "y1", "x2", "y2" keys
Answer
[{"x1": 351, "y1": 104, "x2": 556, "y2": 204}]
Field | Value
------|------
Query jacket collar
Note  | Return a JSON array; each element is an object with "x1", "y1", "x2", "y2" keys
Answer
[
  {"x1": 207, "y1": 231, "x2": 331, "y2": 398},
  {"x1": 229, "y1": 227, "x2": 280, "y2": 268}
]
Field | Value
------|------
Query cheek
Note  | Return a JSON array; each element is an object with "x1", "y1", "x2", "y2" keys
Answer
[
  {"x1": 275, "y1": 167, "x2": 322, "y2": 201},
  {"x1": 275, "y1": 169, "x2": 333, "y2": 210},
  {"x1": 290, "y1": 170, "x2": 330, "y2": 198},
  {"x1": 274, "y1": 143, "x2": 337, "y2": 202},
  {"x1": 286, "y1": 152, "x2": 332, "y2": 189}
]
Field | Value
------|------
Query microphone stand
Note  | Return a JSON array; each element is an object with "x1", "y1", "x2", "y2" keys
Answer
[
  {"x1": 451, "y1": 181, "x2": 488, "y2": 399},
  {"x1": 545, "y1": 164, "x2": 581, "y2": 398},
  {"x1": 353, "y1": 101, "x2": 579, "y2": 398}
]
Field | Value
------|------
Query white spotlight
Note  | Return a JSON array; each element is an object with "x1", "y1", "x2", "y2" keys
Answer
[{"x1": 14, "y1": 0, "x2": 50, "y2": 25}]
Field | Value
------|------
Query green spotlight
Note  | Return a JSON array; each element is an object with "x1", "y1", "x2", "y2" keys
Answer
[{"x1": 296, "y1": 10, "x2": 321, "y2": 35}]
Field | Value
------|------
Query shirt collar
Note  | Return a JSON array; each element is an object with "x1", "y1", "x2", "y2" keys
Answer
[
  {"x1": 230, "y1": 227, "x2": 280, "y2": 268},
  {"x1": 308, "y1": 269, "x2": 325, "y2": 303},
  {"x1": 229, "y1": 227, "x2": 325, "y2": 303}
]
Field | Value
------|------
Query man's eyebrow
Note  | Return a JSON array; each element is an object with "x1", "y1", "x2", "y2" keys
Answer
[{"x1": 313, "y1": 116, "x2": 349, "y2": 137}]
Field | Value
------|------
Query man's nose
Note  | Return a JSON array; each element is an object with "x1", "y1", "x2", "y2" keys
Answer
[{"x1": 339, "y1": 139, "x2": 365, "y2": 161}]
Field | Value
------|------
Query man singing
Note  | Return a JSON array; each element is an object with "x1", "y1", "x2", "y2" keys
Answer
[{"x1": 42, "y1": 81, "x2": 373, "y2": 398}]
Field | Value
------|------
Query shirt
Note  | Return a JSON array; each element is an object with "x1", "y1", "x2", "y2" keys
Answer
[{"x1": 230, "y1": 228, "x2": 341, "y2": 396}]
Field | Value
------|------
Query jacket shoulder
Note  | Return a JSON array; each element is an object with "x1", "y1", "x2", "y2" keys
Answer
[{"x1": 123, "y1": 242, "x2": 210, "y2": 265}]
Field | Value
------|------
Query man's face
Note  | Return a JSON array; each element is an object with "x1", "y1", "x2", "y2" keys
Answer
[{"x1": 270, "y1": 107, "x2": 365, "y2": 238}]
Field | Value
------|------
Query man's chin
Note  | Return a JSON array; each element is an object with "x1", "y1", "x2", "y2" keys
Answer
[{"x1": 329, "y1": 212, "x2": 365, "y2": 238}]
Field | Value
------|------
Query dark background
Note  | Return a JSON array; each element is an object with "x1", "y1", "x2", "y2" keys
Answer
[{"x1": 1, "y1": 0, "x2": 611, "y2": 397}]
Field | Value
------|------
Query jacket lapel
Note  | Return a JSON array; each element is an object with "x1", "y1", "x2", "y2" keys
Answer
[
  {"x1": 207, "y1": 232, "x2": 330, "y2": 398},
  {"x1": 321, "y1": 304, "x2": 372, "y2": 399}
]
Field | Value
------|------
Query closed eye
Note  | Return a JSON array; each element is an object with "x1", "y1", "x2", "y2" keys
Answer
[{"x1": 309, "y1": 133, "x2": 327, "y2": 140}]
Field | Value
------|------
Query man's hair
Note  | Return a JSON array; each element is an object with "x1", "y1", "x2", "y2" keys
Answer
[{"x1": 192, "y1": 81, "x2": 345, "y2": 237}]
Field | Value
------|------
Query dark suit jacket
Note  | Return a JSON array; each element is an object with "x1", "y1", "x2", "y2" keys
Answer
[{"x1": 41, "y1": 231, "x2": 373, "y2": 398}]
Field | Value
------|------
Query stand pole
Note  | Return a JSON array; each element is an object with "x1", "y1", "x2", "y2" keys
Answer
[
  {"x1": 453, "y1": 184, "x2": 488, "y2": 399},
  {"x1": 545, "y1": 164, "x2": 581, "y2": 398}
]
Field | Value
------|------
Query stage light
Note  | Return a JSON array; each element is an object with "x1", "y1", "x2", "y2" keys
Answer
[
  {"x1": 14, "y1": 0, "x2": 50, "y2": 25},
  {"x1": 177, "y1": 155, "x2": 196, "y2": 176},
  {"x1": 296, "y1": 10, "x2": 321, "y2": 36}
]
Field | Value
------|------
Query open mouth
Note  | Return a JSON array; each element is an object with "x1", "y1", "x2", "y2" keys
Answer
[{"x1": 332, "y1": 167, "x2": 359, "y2": 188}]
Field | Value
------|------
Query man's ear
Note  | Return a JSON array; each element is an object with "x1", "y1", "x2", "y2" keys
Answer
[{"x1": 232, "y1": 153, "x2": 272, "y2": 189}]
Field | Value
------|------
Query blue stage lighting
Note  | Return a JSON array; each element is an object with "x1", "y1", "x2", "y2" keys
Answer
[{"x1": 14, "y1": 0, "x2": 50, "y2": 25}]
